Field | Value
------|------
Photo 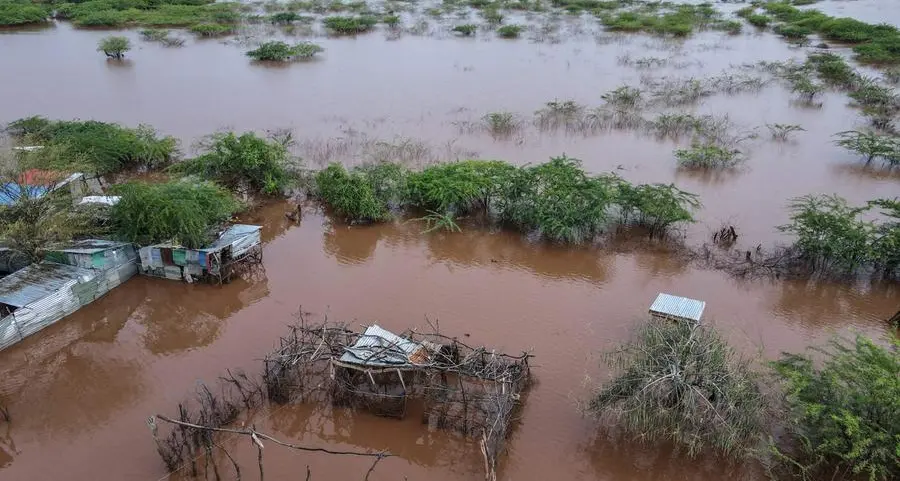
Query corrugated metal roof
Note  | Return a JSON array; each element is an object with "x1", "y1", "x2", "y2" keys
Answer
[
  {"x1": 0, "y1": 262, "x2": 95, "y2": 308},
  {"x1": 649, "y1": 293, "x2": 705, "y2": 322},
  {"x1": 50, "y1": 239, "x2": 132, "y2": 255},
  {"x1": 339, "y1": 325, "x2": 428, "y2": 368},
  {"x1": 201, "y1": 224, "x2": 261, "y2": 252}
]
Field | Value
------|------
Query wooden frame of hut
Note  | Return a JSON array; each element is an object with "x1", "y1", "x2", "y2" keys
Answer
[{"x1": 262, "y1": 321, "x2": 532, "y2": 481}]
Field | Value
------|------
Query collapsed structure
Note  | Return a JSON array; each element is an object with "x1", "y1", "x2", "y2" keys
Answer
[{"x1": 263, "y1": 322, "x2": 532, "y2": 481}]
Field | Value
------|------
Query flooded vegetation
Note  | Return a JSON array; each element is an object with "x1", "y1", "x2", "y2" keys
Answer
[{"x1": 0, "y1": 1, "x2": 898, "y2": 481}]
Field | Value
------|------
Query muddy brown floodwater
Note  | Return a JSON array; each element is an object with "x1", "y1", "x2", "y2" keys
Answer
[{"x1": 0, "y1": 5, "x2": 898, "y2": 481}]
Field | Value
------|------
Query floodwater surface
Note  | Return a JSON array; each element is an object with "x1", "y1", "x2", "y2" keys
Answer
[{"x1": 0, "y1": 5, "x2": 898, "y2": 481}]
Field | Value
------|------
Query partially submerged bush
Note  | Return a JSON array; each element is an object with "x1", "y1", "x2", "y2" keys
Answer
[
  {"x1": 110, "y1": 180, "x2": 240, "y2": 248},
  {"x1": 746, "y1": 14, "x2": 771, "y2": 28},
  {"x1": 246, "y1": 41, "x2": 323, "y2": 61},
  {"x1": 806, "y1": 52, "x2": 859, "y2": 88},
  {"x1": 498, "y1": 156, "x2": 619, "y2": 244},
  {"x1": 270, "y1": 11, "x2": 300, "y2": 24},
  {"x1": 781, "y1": 195, "x2": 872, "y2": 273},
  {"x1": 616, "y1": 182, "x2": 699, "y2": 236},
  {"x1": 590, "y1": 320, "x2": 767, "y2": 459},
  {"x1": 189, "y1": 23, "x2": 233, "y2": 36},
  {"x1": 8, "y1": 117, "x2": 177, "y2": 174},
  {"x1": 452, "y1": 24, "x2": 477, "y2": 36},
  {"x1": 601, "y1": 85, "x2": 643, "y2": 109},
  {"x1": 175, "y1": 132, "x2": 290, "y2": 195},
  {"x1": 481, "y1": 112, "x2": 521, "y2": 137},
  {"x1": 766, "y1": 123, "x2": 806, "y2": 141},
  {"x1": 406, "y1": 160, "x2": 516, "y2": 215},
  {"x1": 771, "y1": 334, "x2": 899, "y2": 481},
  {"x1": 497, "y1": 24, "x2": 523, "y2": 38},
  {"x1": 323, "y1": 15, "x2": 377, "y2": 34},
  {"x1": 674, "y1": 143, "x2": 741, "y2": 169},
  {"x1": 314, "y1": 163, "x2": 406, "y2": 223},
  {"x1": 834, "y1": 130, "x2": 900, "y2": 165},
  {"x1": 97, "y1": 36, "x2": 131, "y2": 59}
]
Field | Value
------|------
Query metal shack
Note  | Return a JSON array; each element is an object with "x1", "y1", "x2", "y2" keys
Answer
[
  {"x1": 137, "y1": 224, "x2": 262, "y2": 284},
  {"x1": 0, "y1": 240, "x2": 138, "y2": 351},
  {"x1": 45, "y1": 239, "x2": 138, "y2": 292},
  {"x1": 0, "y1": 263, "x2": 98, "y2": 351}
]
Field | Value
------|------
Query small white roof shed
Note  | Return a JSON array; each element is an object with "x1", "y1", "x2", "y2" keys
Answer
[{"x1": 649, "y1": 293, "x2": 705, "y2": 323}]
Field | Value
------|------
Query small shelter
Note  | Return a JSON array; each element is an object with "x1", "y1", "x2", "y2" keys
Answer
[
  {"x1": 138, "y1": 224, "x2": 262, "y2": 284},
  {"x1": 649, "y1": 293, "x2": 705, "y2": 323},
  {"x1": 0, "y1": 262, "x2": 108, "y2": 351},
  {"x1": 45, "y1": 239, "x2": 138, "y2": 292},
  {"x1": 263, "y1": 322, "x2": 532, "y2": 481}
]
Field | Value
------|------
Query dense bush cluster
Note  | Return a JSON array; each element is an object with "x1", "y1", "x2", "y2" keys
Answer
[
  {"x1": 246, "y1": 41, "x2": 323, "y2": 61},
  {"x1": 51, "y1": 0, "x2": 238, "y2": 29},
  {"x1": 0, "y1": 0, "x2": 48, "y2": 26},
  {"x1": 174, "y1": 132, "x2": 290, "y2": 196},
  {"x1": 771, "y1": 335, "x2": 899, "y2": 481},
  {"x1": 109, "y1": 180, "x2": 239, "y2": 248},
  {"x1": 314, "y1": 157, "x2": 699, "y2": 243},
  {"x1": 780, "y1": 194, "x2": 900, "y2": 277},
  {"x1": 6, "y1": 116, "x2": 177, "y2": 174}
]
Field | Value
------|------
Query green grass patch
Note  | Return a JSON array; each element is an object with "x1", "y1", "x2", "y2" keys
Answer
[
  {"x1": 746, "y1": 14, "x2": 771, "y2": 28},
  {"x1": 497, "y1": 24, "x2": 523, "y2": 38},
  {"x1": 322, "y1": 15, "x2": 377, "y2": 34},
  {"x1": 600, "y1": 4, "x2": 721, "y2": 37},
  {"x1": 53, "y1": 0, "x2": 241, "y2": 29}
]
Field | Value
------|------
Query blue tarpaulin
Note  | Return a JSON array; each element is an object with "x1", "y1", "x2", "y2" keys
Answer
[{"x1": 0, "y1": 183, "x2": 49, "y2": 206}]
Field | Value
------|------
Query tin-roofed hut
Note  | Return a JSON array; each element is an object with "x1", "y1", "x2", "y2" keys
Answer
[
  {"x1": 137, "y1": 224, "x2": 262, "y2": 284},
  {"x1": 0, "y1": 262, "x2": 99, "y2": 351},
  {"x1": 649, "y1": 293, "x2": 705, "y2": 324}
]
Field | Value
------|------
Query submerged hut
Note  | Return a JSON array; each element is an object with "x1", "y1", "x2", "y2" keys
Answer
[
  {"x1": 0, "y1": 263, "x2": 95, "y2": 351},
  {"x1": 137, "y1": 225, "x2": 262, "y2": 284},
  {"x1": 649, "y1": 293, "x2": 705, "y2": 324},
  {"x1": 0, "y1": 240, "x2": 138, "y2": 351},
  {"x1": 263, "y1": 322, "x2": 531, "y2": 481}
]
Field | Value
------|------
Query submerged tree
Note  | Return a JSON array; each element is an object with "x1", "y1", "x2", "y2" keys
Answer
[
  {"x1": 246, "y1": 41, "x2": 323, "y2": 61},
  {"x1": 771, "y1": 334, "x2": 899, "y2": 481},
  {"x1": 97, "y1": 35, "x2": 132, "y2": 59},
  {"x1": 590, "y1": 320, "x2": 767, "y2": 459}
]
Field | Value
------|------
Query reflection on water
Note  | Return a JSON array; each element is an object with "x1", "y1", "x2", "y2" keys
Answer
[{"x1": 135, "y1": 274, "x2": 270, "y2": 354}]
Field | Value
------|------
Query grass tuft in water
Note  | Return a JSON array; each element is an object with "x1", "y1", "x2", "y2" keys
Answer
[
  {"x1": 323, "y1": 15, "x2": 377, "y2": 34},
  {"x1": 452, "y1": 24, "x2": 477, "y2": 36},
  {"x1": 766, "y1": 123, "x2": 805, "y2": 141},
  {"x1": 675, "y1": 143, "x2": 741, "y2": 169},
  {"x1": 246, "y1": 41, "x2": 323, "y2": 61},
  {"x1": 497, "y1": 24, "x2": 523, "y2": 38}
]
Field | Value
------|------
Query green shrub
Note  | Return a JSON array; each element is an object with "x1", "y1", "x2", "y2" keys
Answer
[
  {"x1": 270, "y1": 11, "x2": 300, "y2": 23},
  {"x1": 383, "y1": 14, "x2": 400, "y2": 28},
  {"x1": 322, "y1": 15, "x2": 377, "y2": 34},
  {"x1": 819, "y1": 17, "x2": 894, "y2": 43},
  {"x1": 854, "y1": 37, "x2": 900, "y2": 64},
  {"x1": 10, "y1": 117, "x2": 176, "y2": 174},
  {"x1": 747, "y1": 14, "x2": 771, "y2": 28},
  {"x1": 779, "y1": 194, "x2": 875, "y2": 272},
  {"x1": 406, "y1": 160, "x2": 517, "y2": 215},
  {"x1": 714, "y1": 19, "x2": 742, "y2": 35},
  {"x1": 452, "y1": 24, "x2": 477, "y2": 36},
  {"x1": 175, "y1": 132, "x2": 290, "y2": 195},
  {"x1": 189, "y1": 22, "x2": 232, "y2": 36},
  {"x1": 76, "y1": 9, "x2": 127, "y2": 27},
  {"x1": 497, "y1": 24, "x2": 523, "y2": 38},
  {"x1": 834, "y1": 130, "x2": 900, "y2": 164},
  {"x1": 774, "y1": 23, "x2": 811, "y2": 39},
  {"x1": 246, "y1": 41, "x2": 323, "y2": 61},
  {"x1": 616, "y1": 182, "x2": 699, "y2": 235},
  {"x1": 314, "y1": 163, "x2": 406, "y2": 223},
  {"x1": 498, "y1": 156, "x2": 618, "y2": 244},
  {"x1": 590, "y1": 320, "x2": 766, "y2": 459},
  {"x1": 0, "y1": 1, "x2": 49, "y2": 26},
  {"x1": 771, "y1": 334, "x2": 899, "y2": 481},
  {"x1": 806, "y1": 52, "x2": 860, "y2": 87},
  {"x1": 110, "y1": 180, "x2": 240, "y2": 248},
  {"x1": 674, "y1": 143, "x2": 740, "y2": 169}
]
